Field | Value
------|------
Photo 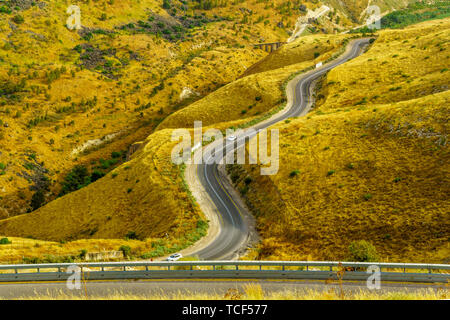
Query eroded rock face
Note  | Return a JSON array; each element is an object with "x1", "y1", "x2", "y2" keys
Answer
[
  {"x1": 76, "y1": 42, "x2": 119, "y2": 79},
  {"x1": 24, "y1": 30, "x2": 46, "y2": 41},
  {"x1": 179, "y1": 87, "x2": 200, "y2": 102},
  {"x1": 8, "y1": 21, "x2": 17, "y2": 31},
  {"x1": 126, "y1": 142, "x2": 145, "y2": 161},
  {"x1": 10, "y1": 0, "x2": 46, "y2": 10}
]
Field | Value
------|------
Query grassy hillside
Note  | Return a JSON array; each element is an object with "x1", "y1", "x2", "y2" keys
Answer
[
  {"x1": 0, "y1": 128, "x2": 207, "y2": 240},
  {"x1": 242, "y1": 34, "x2": 351, "y2": 76},
  {"x1": 352, "y1": 1, "x2": 450, "y2": 32},
  {"x1": 0, "y1": 35, "x2": 339, "y2": 261},
  {"x1": 158, "y1": 34, "x2": 352, "y2": 129},
  {"x1": 228, "y1": 19, "x2": 450, "y2": 263},
  {"x1": 0, "y1": 0, "x2": 275, "y2": 218},
  {"x1": 380, "y1": 1, "x2": 450, "y2": 29},
  {"x1": 318, "y1": 19, "x2": 449, "y2": 113},
  {"x1": 0, "y1": 127, "x2": 217, "y2": 263},
  {"x1": 3, "y1": 0, "x2": 401, "y2": 218},
  {"x1": 0, "y1": 0, "x2": 424, "y2": 262},
  {"x1": 0, "y1": 18, "x2": 354, "y2": 263}
]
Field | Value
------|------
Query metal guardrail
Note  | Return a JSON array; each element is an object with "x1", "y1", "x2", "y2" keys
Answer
[{"x1": 0, "y1": 261, "x2": 448, "y2": 283}]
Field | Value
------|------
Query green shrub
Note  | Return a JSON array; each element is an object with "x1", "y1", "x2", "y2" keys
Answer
[
  {"x1": 140, "y1": 252, "x2": 153, "y2": 259},
  {"x1": 73, "y1": 45, "x2": 82, "y2": 53},
  {"x1": 0, "y1": 6, "x2": 12, "y2": 14},
  {"x1": 111, "y1": 151, "x2": 122, "y2": 159},
  {"x1": 91, "y1": 170, "x2": 105, "y2": 182},
  {"x1": 162, "y1": 0, "x2": 171, "y2": 9},
  {"x1": 290, "y1": 170, "x2": 300, "y2": 177},
  {"x1": 125, "y1": 231, "x2": 138, "y2": 240},
  {"x1": 60, "y1": 165, "x2": 91, "y2": 196},
  {"x1": 119, "y1": 245, "x2": 131, "y2": 258},
  {"x1": 348, "y1": 240, "x2": 379, "y2": 262},
  {"x1": 100, "y1": 158, "x2": 118, "y2": 169},
  {"x1": 239, "y1": 185, "x2": 248, "y2": 195},
  {"x1": 196, "y1": 220, "x2": 208, "y2": 231},
  {"x1": 79, "y1": 249, "x2": 88, "y2": 259},
  {"x1": 0, "y1": 237, "x2": 11, "y2": 245},
  {"x1": 30, "y1": 190, "x2": 45, "y2": 211},
  {"x1": 12, "y1": 15, "x2": 24, "y2": 24},
  {"x1": 230, "y1": 171, "x2": 240, "y2": 183},
  {"x1": 363, "y1": 193, "x2": 373, "y2": 201}
]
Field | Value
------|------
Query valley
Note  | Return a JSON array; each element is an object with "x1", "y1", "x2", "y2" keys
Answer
[{"x1": 0, "y1": 0, "x2": 448, "y2": 268}]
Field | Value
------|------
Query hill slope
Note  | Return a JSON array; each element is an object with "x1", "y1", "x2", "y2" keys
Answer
[
  {"x1": 0, "y1": 0, "x2": 428, "y2": 262},
  {"x1": 0, "y1": 129, "x2": 207, "y2": 242},
  {"x1": 228, "y1": 19, "x2": 450, "y2": 263}
]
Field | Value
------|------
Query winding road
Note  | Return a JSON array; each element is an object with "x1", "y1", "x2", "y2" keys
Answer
[{"x1": 189, "y1": 38, "x2": 371, "y2": 260}]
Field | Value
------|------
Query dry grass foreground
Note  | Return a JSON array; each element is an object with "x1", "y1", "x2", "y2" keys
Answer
[
  {"x1": 229, "y1": 19, "x2": 450, "y2": 263},
  {"x1": 7, "y1": 284, "x2": 450, "y2": 300}
]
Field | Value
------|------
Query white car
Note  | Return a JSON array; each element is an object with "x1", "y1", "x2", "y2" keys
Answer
[
  {"x1": 167, "y1": 253, "x2": 183, "y2": 261},
  {"x1": 227, "y1": 135, "x2": 237, "y2": 141}
]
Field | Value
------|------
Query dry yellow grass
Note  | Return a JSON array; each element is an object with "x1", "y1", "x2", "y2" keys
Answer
[
  {"x1": 1, "y1": 0, "x2": 378, "y2": 219},
  {"x1": 317, "y1": 19, "x2": 450, "y2": 113},
  {"x1": 0, "y1": 235, "x2": 163, "y2": 264},
  {"x1": 0, "y1": 129, "x2": 205, "y2": 245},
  {"x1": 157, "y1": 62, "x2": 306, "y2": 130},
  {"x1": 158, "y1": 34, "x2": 352, "y2": 130},
  {"x1": 0, "y1": 0, "x2": 272, "y2": 218},
  {"x1": 229, "y1": 19, "x2": 450, "y2": 263},
  {"x1": 8, "y1": 285, "x2": 449, "y2": 300},
  {"x1": 243, "y1": 34, "x2": 352, "y2": 76},
  {"x1": 0, "y1": 1, "x2": 435, "y2": 263}
]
